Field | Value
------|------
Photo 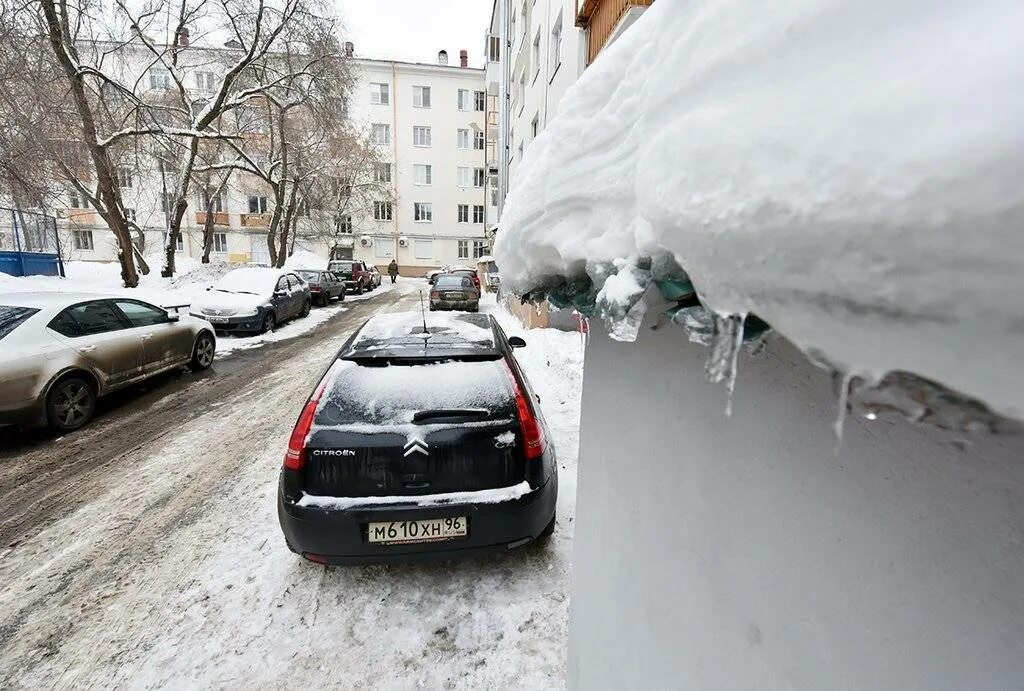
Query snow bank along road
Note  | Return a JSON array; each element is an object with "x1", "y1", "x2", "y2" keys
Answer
[{"x1": 0, "y1": 281, "x2": 581, "y2": 688}]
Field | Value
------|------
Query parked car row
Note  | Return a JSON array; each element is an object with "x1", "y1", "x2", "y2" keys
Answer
[{"x1": 327, "y1": 260, "x2": 382, "y2": 294}]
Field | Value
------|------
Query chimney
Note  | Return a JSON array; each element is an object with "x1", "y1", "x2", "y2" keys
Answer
[
  {"x1": 177, "y1": 27, "x2": 190, "y2": 47},
  {"x1": 459, "y1": 49, "x2": 468, "y2": 68},
  {"x1": 343, "y1": 41, "x2": 354, "y2": 58},
  {"x1": 438, "y1": 50, "x2": 448, "y2": 65}
]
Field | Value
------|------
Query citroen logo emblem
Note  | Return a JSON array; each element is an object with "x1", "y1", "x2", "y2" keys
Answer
[{"x1": 404, "y1": 436, "x2": 429, "y2": 457}]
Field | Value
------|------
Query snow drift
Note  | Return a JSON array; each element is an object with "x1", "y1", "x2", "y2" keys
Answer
[{"x1": 494, "y1": 0, "x2": 1024, "y2": 419}]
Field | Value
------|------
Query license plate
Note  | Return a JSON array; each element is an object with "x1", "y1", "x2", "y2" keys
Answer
[
  {"x1": 207, "y1": 316, "x2": 228, "y2": 324},
  {"x1": 367, "y1": 517, "x2": 468, "y2": 545},
  {"x1": 444, "y1": 292, "x2": 464, "y2": 299}
]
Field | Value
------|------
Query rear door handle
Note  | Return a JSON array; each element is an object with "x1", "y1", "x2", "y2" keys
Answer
[
  {"x1": 140, "y1": 334, "x2": 152, "y2": 340},
  {"x1": 78, "y1": 345, "x2": 96, "y2": 353}
]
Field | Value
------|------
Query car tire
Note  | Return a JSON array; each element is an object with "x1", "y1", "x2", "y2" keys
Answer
[
  {"x1": 46, "y1": 376, "x2": 96, "y2": 432},
  {"x1": 189, "y1": 332, "x2": 216, "y2": 370},
  {"x1": 261, "y1": 311, "x2": 276, "y2": 334},
  {"x1": 299, "y1": 300, "x2": 310, "y2": 318},
  {"x1": 535, "y1": 515, "x2": 556, "y2": 546},
  {"x1": 357, "y1": 282, "x2": 365, "y2": 295}
]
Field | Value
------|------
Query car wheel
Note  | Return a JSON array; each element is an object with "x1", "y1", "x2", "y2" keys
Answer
[
  {"x1": 261, "y1": 311, "x2": 276, "y2": 334},
  {"x1": 46, "y1": 376, "x2": 96, "y2": 432},
  {"x1": 190, "y1": 332, "x2": 216, "y2": 370},
  {"x1": 357, "y1": 282, "x2": 365, "y2": 295},
  {"x1": 299, "y1": 300, "x2": 310, "y2": 318},
  {"x1": 535, "y1": 514, "x2": 556, "y2": 546}
]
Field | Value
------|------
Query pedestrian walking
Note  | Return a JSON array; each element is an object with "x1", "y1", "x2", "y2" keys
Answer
[{"x1": 388, "y1": 259, "x2": 399, "y2": 283}]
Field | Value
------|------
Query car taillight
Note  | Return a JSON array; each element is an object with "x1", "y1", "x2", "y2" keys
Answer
[
  {"x1": 310, "y1": 286, "x2": 321, "y2": 292},
  {"x1": 284, "y1": 362, "x2": 340, "y2": 470},
  {"x1": 431, "y1": 290, "x2": 441, "y2": 298},
  {"x1": 504, "y1": 362, "x2": 545, "y2": 460}
]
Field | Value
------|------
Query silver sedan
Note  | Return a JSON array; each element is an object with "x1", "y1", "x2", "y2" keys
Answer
[{"x1": 0, "y1": 292, "x2": 216, "y2": 432}]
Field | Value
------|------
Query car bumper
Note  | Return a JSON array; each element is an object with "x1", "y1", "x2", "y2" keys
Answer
[
  {"x1": 278, "y1": 475, "x2": 557, "y2": 565},
  {"x1": 430, "y1": 299, "x2": 480, "y2": 310},
  {"x1": 189, "y1": 312, "x2": 263, "y2": 332},
  {"x1": 0, "y1": 400, "x2": 45, "y2": 428}
]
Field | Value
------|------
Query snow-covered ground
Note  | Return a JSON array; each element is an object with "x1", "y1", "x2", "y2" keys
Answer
[
  {"x1": 0, "y1": 287, "x2": 585, "y2": 688},
  {"x1": 495, "y1": 0, "x2": 1024, "y2": 420},
  {"x1": 0, "y1": 253, "x2": 392, "y2": 356}
]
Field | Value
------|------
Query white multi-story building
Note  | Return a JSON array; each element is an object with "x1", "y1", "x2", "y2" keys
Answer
[
  {"x1": 37, "y1": 43, "x2": 489, "y2": 275},
  {"x1": 343, "y1": 51, "x2": 490, "y2": 274}
]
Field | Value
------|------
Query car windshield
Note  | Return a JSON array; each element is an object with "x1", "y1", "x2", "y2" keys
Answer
[
  {"x1": 436, "y1": 276, "x2": 471, "y2": 288},
  {"x1": 0, "y1": 305, "x2": 38, "y2": 341},
  {"x1": 211, "y1": 269, "x2": 278, "y2": 295},
  {"x1": 297, "y1": 271, "x2": 321, "y2": 281},
  {"x1": 316, "y1": 359, "x2": 514, "y2": 426}
]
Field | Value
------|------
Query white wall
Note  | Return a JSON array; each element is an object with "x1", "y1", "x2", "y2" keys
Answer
[{"x1": 569, "y1": 308, "x2": 1024, "y2": 690}]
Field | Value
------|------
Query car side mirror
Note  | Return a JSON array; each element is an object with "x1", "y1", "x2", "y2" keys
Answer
[
  {"x1": 166, "y1": 313, "x2": 180, "y2": 323},
  {"x1": 205, "y1": 286, "x2": 211, "y2": 291},
  {"x1": 274, "y1": 290, "x2": 287, "y2": 298},
  {"x1": 508, "y1": 336, "x2": 526, "y2": 349}
]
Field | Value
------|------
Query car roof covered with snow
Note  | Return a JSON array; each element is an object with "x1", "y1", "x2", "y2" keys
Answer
[
  {"x1": 340, "y1": 311, "x2": 500, "y2": 360},
  {"x1": 0, "y1": 292, "x2": 120, "y2": 310}
]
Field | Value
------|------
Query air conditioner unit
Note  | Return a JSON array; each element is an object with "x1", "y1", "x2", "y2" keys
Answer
[
  {"x1": 488, "y1": 165, "x2": 499, "y2": 177},
  {"x1": 398, "y1": 236, "x2": 409, "y2": 247},
  {"x1": 359, "y1": 236, "x2": 372, "y2": 247}
]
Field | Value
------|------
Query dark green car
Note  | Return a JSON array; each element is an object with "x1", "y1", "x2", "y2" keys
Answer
[{"x1": 295, "y1": 270, "x2": 346, "y2": 307}]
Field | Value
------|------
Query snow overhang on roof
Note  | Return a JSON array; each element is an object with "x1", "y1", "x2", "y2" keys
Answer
[{"x1": 493, "y1": 0, "x2": 1024, "y2": 425}]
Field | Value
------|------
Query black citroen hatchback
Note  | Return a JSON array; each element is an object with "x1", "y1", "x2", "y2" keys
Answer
[{"x1": 277, "y1": 311, "x2": 557, "y2": 564}]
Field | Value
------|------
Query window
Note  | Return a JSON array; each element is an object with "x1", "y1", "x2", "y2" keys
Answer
[
  {"x1": 117, "y1": 167, "x2": 133, "y2": 189},
  {"x1": 510, "y1": 6, "x2": 516, "y2": 40},
  {"x1": 68, "y1": 191, "x2": 88, "y2": 209},
  {"x1": 414, "y1": 164, "x2": 432, "y2": 185},
  {"x1": 168, "y1": 233, "x2": 184, "y2": 251},
  {"x1": 517, "y1": 70, "x2": 526, "y2": 113},
  {"x1": 533, "y1": 29, "x2": 541, "y2": 82},
  {"x1": 374, "y1": 238, "x2": 392, "y2": 258},
  {"x1": 68, "y1": 301, "x2": 126, "y2": 336},
  {"x1": 114, "y1": 300, "x2": 168, "y2": 327},
  {"x1": 457, "y1": 239, "x2": 469, "y2": 258},
  {"x1": 124, "y1": 208, "x2": 136, "y2": 221},
  {"x1": 370, "y1": 82, "x2": 389, "y2": 105},
  {"x1": 532, "y1": 113, "x2": 539, "y2": 139},
  {"x1": 518, "y1": 141, "x2": 524, "y2": 159},
  {"x1": 213, "y1": 232, "x2": 228, "y2": 252},
  {"x1": 47, "y1": 310, "x2": 80, "y2": 337},
  {"x1": 248, "y1": 196, "x2": 269, "y2": 213},
  {"x1": 337, "y1": 214, "x2": 352, "y2": 233},
  {"x1": 371, "y1": 123, "x2": 391, "y2": 145},
  {"x1": 374, "y1": 162, "x2": 391, "y2": 183},
  {"x1": 195, "y1": 71, "x2": 217, "y2": 91},
  {"x1": 457, "y1": 204, "x2": 469, "y2": 223},
  {"x1": 72, "y1": 230, "x2": 94, "y2": 250},
  {"x1": 414, "y1": 202, "x2": 432, "y2": 222},
  {"x1": 414, "y1": 239, "x2": 433, "y2": 259},
  {"x1": 457, "y1": 89, "x2": 471, "y2": 111},
  {"x1": 551, "y1": 11, "x2": 563, "y2": 73},
  {"x1": 473, "y1": 240, "x2": 487, "y2": 258},
  {"x1": 457, "y1": 167, "x2": 470, "y2": 187},
  {"x1": 413, "y1": 85, "x2": 431, "y2": 108},
  {"x1": 473, "y1": 168, "x2": 485, "y2": 188},
  {"x1": 201, "y1": 191, "x2": 224, "y2": 213},
  {"x1": 474, "y1": 90, "x2": 485, "y2": 112},
  {"x1": 373, "y1": 201, "x2": 393, "y2": 221},
  {"x1": 473, "y1": 205, "x2": 485, "y2": 224},
  {"x1": 413, "y1": 126, "x2": 432, "y2": 147},
  {"x1": 149, "y1": 68, "x2": 171, "y2": 90},
  {"x1": 457, "y1": 128, "x2": 470, "y2": 149},
  {"x1": 276, "y1": 276, "x2": 290, "y2": 292},
  {"x1": 488, "y1": 35, "x2": 501, "y2": 62},
  {"x1": 520, "y1": 2, "x2": 528, "y2": 41},
  {"x1": 156, "y1": 157, "x2": 177, "y2": 174},
  {"x1": 474, "y1": 130, "x2": 485, "y2": 150}
]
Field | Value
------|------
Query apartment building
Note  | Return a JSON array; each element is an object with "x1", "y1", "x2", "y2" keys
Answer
[
  {"x1": 342, "y1": 52, "x2": 489, "y2": 274},
  {"x1": 47, "y1": 43, "x2": 488, "y2": 274}
]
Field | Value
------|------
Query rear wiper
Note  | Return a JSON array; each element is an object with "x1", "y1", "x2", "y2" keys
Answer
[{"x1": 413, "y1": 408, "x2": 490, "y2": 423}]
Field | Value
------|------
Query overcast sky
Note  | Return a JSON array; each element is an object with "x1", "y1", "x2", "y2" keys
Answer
[{"x1": 334, "y1": 0, "x2": 494, "y2": 68}]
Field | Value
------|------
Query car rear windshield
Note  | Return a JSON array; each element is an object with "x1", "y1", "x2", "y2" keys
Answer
[
  {"x1": 296, "y1": 271, "x2": 321, "y2": 281},
  {"x1": 0, "y1": 305, "x2": 39, "y2": 341},
  {"x1": 436, "y1": 276, "x2": 472, "y2": 288},
  {"x1": 316, "y1": 359, "x2": 514, "y2": 426}
]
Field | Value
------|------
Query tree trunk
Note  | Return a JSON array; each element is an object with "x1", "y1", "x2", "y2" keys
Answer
[
  {"x1": 277, "y1": 182, "x2": 299, "y2": 268},
  {"x1": 201, "y1": 202, "x2": 216, "y2": 264},
  {"x1": 162, "y1": 140, "x2": 200, "y2": 277},
  {"x1": 39, "y1": 0, "x2": 139, "y2": 287}
]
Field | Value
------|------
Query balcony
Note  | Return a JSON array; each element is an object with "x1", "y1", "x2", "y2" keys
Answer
[
  {"x1": 240, "y1": 213, "x2": 272, "y2": 228},
  {"x1": 194, "y1": 211, "x2": 229, "y2": 226},
  {"x1": 576, "y1": 0, "x2": 655, "y2": 64},
  {"x1": 65, "y1": 209, "x2": 98, "y2": 226}
]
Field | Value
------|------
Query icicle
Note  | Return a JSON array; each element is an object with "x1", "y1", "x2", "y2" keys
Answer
[
  {"x1": 833, "y1": 371, "x2": 855, "y2": 454},
  {"x1": 704, "y1": 313, "x2": 746, "y2": 416},
  {"x1": 607, "y1": 297, "x2": 648, "y2": 342}
]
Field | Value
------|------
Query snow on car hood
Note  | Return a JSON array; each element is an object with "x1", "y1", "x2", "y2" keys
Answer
[
  {"x1": 191, "y1": 290, "x2": 266, "y2": 314},
  {"x1": 494, "y1": 0, "x2": 1024, "y2": 420}
]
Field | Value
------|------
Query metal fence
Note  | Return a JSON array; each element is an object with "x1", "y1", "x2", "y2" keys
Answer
[{"x1": 0, "y1": 207, "x2": 65, "y2": 277}]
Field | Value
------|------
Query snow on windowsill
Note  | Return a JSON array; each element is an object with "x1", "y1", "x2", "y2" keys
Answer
[{"x1": 494, "y1": 0, "x2": 1024, "y2": 422}]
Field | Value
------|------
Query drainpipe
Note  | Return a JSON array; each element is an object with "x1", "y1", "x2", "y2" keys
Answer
[
  {"x1": 498, "y1": 0, "x2": 511, "y2": 220},
  {"x1": 391, "y1": 61, "x2": 400, "y2": 267}
]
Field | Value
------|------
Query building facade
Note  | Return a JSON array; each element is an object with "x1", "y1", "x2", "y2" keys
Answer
[{"x1": 43, "y1": 47, "x2": 488, "y2": 275}]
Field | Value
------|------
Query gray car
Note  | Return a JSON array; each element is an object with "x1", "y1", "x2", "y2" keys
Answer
[
  {"x1": 0, "y1": 292, "x2": 216, "y2": 432},
  {"x1": 429, "y1": 274, "x2": 481, "y2": 312},
  {"x1": 295, "y1": 270, "x2": 346, "y2": 307},
  {"x1": 190, "y1": 267, "x2": 311, "y2": 333}
]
